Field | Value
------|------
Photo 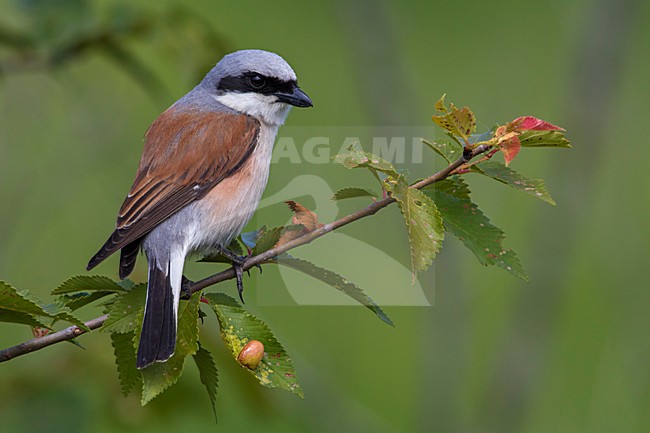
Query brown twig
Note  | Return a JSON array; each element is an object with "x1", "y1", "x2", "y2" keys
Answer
[{"x1": 0, "y1": 144, "x2": 491, "y2": 363}]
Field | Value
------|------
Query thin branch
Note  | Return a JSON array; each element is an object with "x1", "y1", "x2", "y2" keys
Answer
[
  {"x1": 0, "y1": 315, "x2": 107, "y2": 362},
  {"x1": 0, "y1": 144, "x2": 490, "y2": 363}
]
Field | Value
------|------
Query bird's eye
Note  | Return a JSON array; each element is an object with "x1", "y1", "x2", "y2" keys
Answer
[{"x1": 248, "y1": 74, "x2": 266, "y2": 89}]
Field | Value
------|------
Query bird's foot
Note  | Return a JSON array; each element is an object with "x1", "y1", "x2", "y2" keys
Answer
[
  {"x1": 180, "y1": 276, "x2": 194, "y2": 300},
  {"x1": 217, "y1": 247, "x2": 248, "y2": 304}
]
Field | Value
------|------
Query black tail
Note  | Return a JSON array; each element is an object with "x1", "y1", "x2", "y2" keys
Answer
[
  {"x1": 119, "y1": 240, "x2": 141, "y2": 279},
  {"x1": 136, "y1": 260, "x2": 176, "y2": 369}
]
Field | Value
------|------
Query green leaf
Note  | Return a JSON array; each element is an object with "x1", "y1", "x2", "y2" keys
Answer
[
  {"x1": 101, "y1": 283, "x2": 146, "y2": 334},
  {"x1": 425, "y1": 177, "x2": 528, "y2": 281},
  {"x1": 0, "y1": 281, "x2": 89, "y2": 329},
  {"x1": 203, "y1": 293, "x2": 303, "y2": 397},
  {"x1": 193, "y1": 343, "x2": 219, "y2": 421},
  {"x1": 273, "y1": 254, "x2": 393, "y2": 326},
  {"x1": 227, "y1": 238, "x2": 245, "y2": 256},
  {"x1": 252, "y1": 226, "x2": 285, "y2": 256},
  {"x1": 66, "y1": 338, "x2": 85, "y2": 350},
  {"x1": 385, "y1": 178, "x2": 445, "y2": 277},
  {"x1": 111, "y1": 330, "x2": 142, "y2": 397},
  {"x1": 472, "y1": 160, "x2": 556, "y2": 205},
  {"x1": 331, "y1": 187, "x2": 377, "y2": 201},
  {"x1": 55, "y1": 291, "x2": 115, "y2": 312},
  {"x1": 519, "y1": 129, "x2": 571, "y2": 148},
  {"x1": 52, "y1": 275, "x2": 127, "y2": 295},
  {"x1": 140, "y1": 293, "x2": 201, "y2": 405},
  {"x1": 333, "y1": 145, "x2": 399, "y2": 178},
  {"x1": 41, "y1": 303, "x2": 90, "y2": 331},
  {"x1": 0, "y1": 281, "x2": 50, "y2": 327},
  {"x1": 421, "y1": 138, "x2": 462, "y2": 163},
  {"x1": 274, "y1": 253, "x2": 395, "y2": 326},
  {"x1": 117, "y1": 279, "x2": 136, "y2": 291}
]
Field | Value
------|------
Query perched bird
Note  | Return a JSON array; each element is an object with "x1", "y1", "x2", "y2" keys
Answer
[{"x1": 87, "y1": 50, "x2": 312, "y2": 369}]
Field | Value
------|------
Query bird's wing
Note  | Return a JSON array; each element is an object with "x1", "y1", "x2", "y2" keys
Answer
[{"x1": 87, "y1": 107, "x2": 260, "y2": 270}]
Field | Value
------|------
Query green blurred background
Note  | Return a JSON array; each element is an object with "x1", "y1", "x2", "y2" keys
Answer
[{"x1": 1, "y1": 0, "x2": 648, "y2": 431}]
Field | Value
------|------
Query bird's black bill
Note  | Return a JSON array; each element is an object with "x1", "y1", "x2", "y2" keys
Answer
[{"x1": 274, "y1": 86, "x2": 313, "y2": 107}]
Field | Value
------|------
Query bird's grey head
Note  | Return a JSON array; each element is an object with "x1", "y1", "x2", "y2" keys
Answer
[{"x1": 200, "y1": 50, "x2": 312, "y2": 125}]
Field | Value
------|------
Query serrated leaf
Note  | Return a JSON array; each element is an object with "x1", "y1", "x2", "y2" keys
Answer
[
  {"x1": 421, "y1": 138, "x2": 463, "y2": 163},
  {"x1": 425, "y1": 177, "x2": 528, "y2": 281},
  {"x1": 118, "y1": 279, "x2": 136, "y2": 291},
  {"x1": 41, "y1": 303, "x2": 90, "y2": 331},
  {"x1": 55, "y1": 291, "x2": 114, "y2": 312},
  {"x1": 431, "y1": 102, "x2": 476, "y2": 141},
  {"x1": 203, "y1": 293, "x2": 303, "y2": 397},
  {"x1": 273, "y1": 254, "x2": 393, "y2": 326},
  {"x1": 111, "y1": 331, "x2": 142, "y2": 397},
  {"x1": 511, "y1": 116, "x2": 564, "y2": 131},
  {"x1": 331, "y1": 187, "x2": 377, "y2": 201},
  {"x1": 434, "y1": 94, "x2": 447, "y2": 112},
  {"x1": 52, "y1": 275, "x2": 126, "y2": 295},
  {"x1": 0, "y1": 281, "x2": 50, "y2": 327},
  {"x1": 385, "y1": 178, "x2": 445, "y2": 277},
  {"x1": 0, "y1": 281, "x2": 90, "y2": 330},
  {"x1": 226, "y1": 237, "x2": 245, "y2": 256},
  {"x1": 193, "y1": 343, "x2": 219, "y2": 421},
  {"x1": 274, "y1": 224, "x2": 308, "y2": 247},
  {"x1": 333, "y1": 145, "x2": 399, "y2": 178},
  {"x1": 519, "y1": 129, "x2": 571, "y2": 148},
  {"x1": 252, "y1": 226, "x2": 285, "y2": 256},
  {"x1": 472, "y1": 160, "x2": 556, "y2": 205},
  {"x1": 497, "y1": 132, "x2": 521, "y2": 166},
  {"x1": 140, "y1": 293, "x2": 201, "y2": 405},
  {"x1": 101, "y1": 283, "x2": 146, "y2": 334}
]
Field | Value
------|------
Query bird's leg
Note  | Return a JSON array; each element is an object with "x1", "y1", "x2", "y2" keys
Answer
[
  {"x1": 180, "y1": 275, "x2": 194, "y2": 300},
  {"x1": 217, "y1": 246, "x2": 248, "y2": 303},
  {"x1": 245, "y1": 246, "x2": 263, "y2": 275}
]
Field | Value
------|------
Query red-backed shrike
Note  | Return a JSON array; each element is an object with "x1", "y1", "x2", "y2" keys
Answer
[{"x1": 87, "y1": 50, "x2": 312, "y2": 369}]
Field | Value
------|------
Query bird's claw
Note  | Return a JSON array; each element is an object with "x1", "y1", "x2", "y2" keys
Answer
[
  {"x1": 217, "y1": 246, "x2": 248, "y2": 304},
  {"x1": 180, "y1": 275, "x2": 194, "y2": 300},
  {"x1": 216, "y1": 246, "x2": 264, "y2": 304},
  {"x1": 234, "y1": 264, "x2": 245, "y2": 304}
]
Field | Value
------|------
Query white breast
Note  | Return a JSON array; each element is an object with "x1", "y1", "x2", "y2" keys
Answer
[{"x1": 188, "y1": 122, "x2": 279, "y2": 253}]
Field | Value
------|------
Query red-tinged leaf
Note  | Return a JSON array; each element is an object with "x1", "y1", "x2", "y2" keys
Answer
[
  {"x1": 511, "y1": 116, "x2": 564, "y2": 131},
  {"x1": 498, "y1": 132, "x2": 521, "y2": 166}
]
